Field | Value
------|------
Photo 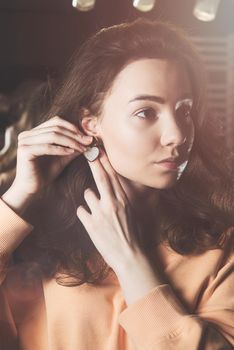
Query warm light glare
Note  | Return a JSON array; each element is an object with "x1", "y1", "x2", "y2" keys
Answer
[
  {"x1": 193, "y1": 0, "x2": 221, "y2": 22},
  {"x1": 133, "y1": 0, "x2": 156, "y2": 12},
  {"x1": 72, "y1": 0, "x2": 95, "y2": 12}
]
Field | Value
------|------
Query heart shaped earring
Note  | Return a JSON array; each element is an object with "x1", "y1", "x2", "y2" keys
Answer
[{"x1": 83, "y1": 137, "x2": 101, "y2": 162}]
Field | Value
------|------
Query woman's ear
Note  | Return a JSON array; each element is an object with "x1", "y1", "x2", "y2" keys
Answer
[{"x1": 79, "y1": 107, "x2": 101, "y2": 138}]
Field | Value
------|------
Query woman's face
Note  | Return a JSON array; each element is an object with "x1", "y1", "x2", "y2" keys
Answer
[{"x1": 97, "y1": 58, "x2": 195, "y2": 189}]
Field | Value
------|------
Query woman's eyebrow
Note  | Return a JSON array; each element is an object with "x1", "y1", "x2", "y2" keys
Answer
[
  {"x1": 128, "y1": 93, "x2": 193, "y2": 104},
  {"x1": 128, "y1": 94, "x2": 165, "y2": 104}
]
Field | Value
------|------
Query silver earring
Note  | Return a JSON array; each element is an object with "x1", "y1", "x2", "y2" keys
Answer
[{"x1": 83, "y1": 137, "x2": 100, "y2": 162}]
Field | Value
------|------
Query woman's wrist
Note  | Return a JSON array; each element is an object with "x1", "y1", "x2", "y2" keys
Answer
[
  {"x1": 1, "y1": 183, "x2": 36, "y2": 216},
  {"x1": 115, "y1": 251, "x2": 165, "y2": 305}
]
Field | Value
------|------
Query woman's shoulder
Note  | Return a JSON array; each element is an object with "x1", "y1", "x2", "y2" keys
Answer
[
  {"x1": 1, "y1": 261, "x2": 47, "y2": 327},
  {"x1": 155, "y1": 228, "x2": 234, "y2": 271},
  {"x1": 2, "y1": 261, "x2": 44, "y2": 304}
]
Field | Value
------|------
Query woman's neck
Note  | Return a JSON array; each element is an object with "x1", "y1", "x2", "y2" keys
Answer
[
  {"x1": 117, "y1": 175, "x2": 162, "y2": 251},
  {"x1": 117, "y1": 175, "x2": 160, "y2": 220}
]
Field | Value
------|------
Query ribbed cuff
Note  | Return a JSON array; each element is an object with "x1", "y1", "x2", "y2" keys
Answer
[
  {"x1": 118, "y1": 284, "x2": 188, "y2": 348},
  {"x1": 0, "y1": 198, "x2": 33, "y2": 257}
]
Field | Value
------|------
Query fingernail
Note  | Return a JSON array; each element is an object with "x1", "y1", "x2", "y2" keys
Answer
[
  {"x1": 85, "y1": 136, "x2": 93, "y2": 141},
  {"x1": 83, "y1": 136, "x2": 93, "y2": 144}
]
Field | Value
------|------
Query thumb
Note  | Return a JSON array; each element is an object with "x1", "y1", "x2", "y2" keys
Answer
[{"x1": 59, "y1": 150, "x2": 81, "y2": 168}]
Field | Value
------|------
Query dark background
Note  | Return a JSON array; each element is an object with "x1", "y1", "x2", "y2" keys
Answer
[{"x1": 1, "y1": 0, "x2": 234, "y2": 92}]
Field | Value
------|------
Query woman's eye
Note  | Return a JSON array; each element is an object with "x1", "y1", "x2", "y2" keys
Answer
[
  {"x1": 176, "y1": 104, "x2": 192, "y2": 120},
  {"x1": 135, "y1": 108, "x2": 158, "y2": 120}
]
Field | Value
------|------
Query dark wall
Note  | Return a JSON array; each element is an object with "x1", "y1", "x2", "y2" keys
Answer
[{"x1": 1, "y1": 0, "x2": 234, "y2": 91}]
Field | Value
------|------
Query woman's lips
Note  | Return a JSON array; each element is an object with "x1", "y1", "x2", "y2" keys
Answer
[{"x1": 154, "y1": 159, "x2": 185, "y2": 170}]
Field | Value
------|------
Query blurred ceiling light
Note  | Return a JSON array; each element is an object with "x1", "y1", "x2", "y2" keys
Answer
[
  {"x1": 133, "y1": 0, "x2": 156, "y2": 12},
  {"x1": 72, "y1": 0, "x2": 96, "y2": 12},
  {"x1": 193, "y1": 0, "x2": 222, "y2": 22}
]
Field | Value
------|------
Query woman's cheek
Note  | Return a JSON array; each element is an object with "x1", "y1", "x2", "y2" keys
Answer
[
  {"x1": 100, "y1": 116, "x2": 154, "y2": 170},
  {"x1": 104, "y1": 137, "x2": 135, "y2": 166}
]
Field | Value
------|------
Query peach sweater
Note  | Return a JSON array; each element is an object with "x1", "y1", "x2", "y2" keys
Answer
[{"x1": 0, "y1": 197, "x2": 233, "y2": 350}]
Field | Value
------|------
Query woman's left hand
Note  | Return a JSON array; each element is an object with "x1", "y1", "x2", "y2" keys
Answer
[{"x1": 76, "y1": 149, "x2": 143, "y2": 273}]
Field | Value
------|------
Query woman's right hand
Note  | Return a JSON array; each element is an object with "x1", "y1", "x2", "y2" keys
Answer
[{"x1": 12, "y1": 116, "x2": 93, "y2": 196}]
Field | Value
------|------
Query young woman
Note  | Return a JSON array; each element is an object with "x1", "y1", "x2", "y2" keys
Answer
[{"x1": 0, "y1": 18, "x2": 233, "y2": 350}]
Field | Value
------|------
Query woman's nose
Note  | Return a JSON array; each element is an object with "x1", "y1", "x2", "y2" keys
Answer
[{"x1": 159, "y1": 114, "x2": 187, "y2": 147}]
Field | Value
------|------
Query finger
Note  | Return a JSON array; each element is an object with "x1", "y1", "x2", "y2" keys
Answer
[
  {"x1": 83, "y1": 188, "x2": 99, "y2": 214},
  {"x1": 19, "y1": 125, "x2": 93, "y2": 146},
  {"x1": 87, "y1": 157, "x2": 115, "y2": 203},
  {"x1": 33, "y1": 116, "x2": 79, "y2": 134},
  {"x1": 18, "y1": 131, "x2": 87, "y2": 152},
  {"x1": 32, "y1": 116, "x2": 93, "y2": 143},
  {"x1": 99, "y1": 151, "x2": 128, "y2": 203},
  {"x1": 76, "y1": 205, "x2": 92, "y2": 228},
  {"x1": 18, "y1": 143, "x2": 77, "y2": 160}
]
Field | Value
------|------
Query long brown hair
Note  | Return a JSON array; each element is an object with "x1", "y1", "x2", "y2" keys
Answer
[{"x1": 18, "y1": 18, "x2": 234, "y2": 286}]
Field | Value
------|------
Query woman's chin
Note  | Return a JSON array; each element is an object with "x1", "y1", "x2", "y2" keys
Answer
[
  {"x1": 117, "y1": 170, "x2": 181, "y2": 192},
  {"x1": 144, "y1": 173, "x2": 180, "y2": 189}
]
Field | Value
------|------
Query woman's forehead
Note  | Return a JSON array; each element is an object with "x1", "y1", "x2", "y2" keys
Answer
[{"x1": 104, "y1": 58, "x2": 193, "y2": 103}]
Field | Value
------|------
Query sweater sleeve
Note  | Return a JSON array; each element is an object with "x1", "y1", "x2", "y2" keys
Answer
[
  {"x1": 118, "y1": 251, "x2": 234, "y2": 349},
  {"x1": 0, "y1": 197, "x2": 34, "y2": 284}
]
